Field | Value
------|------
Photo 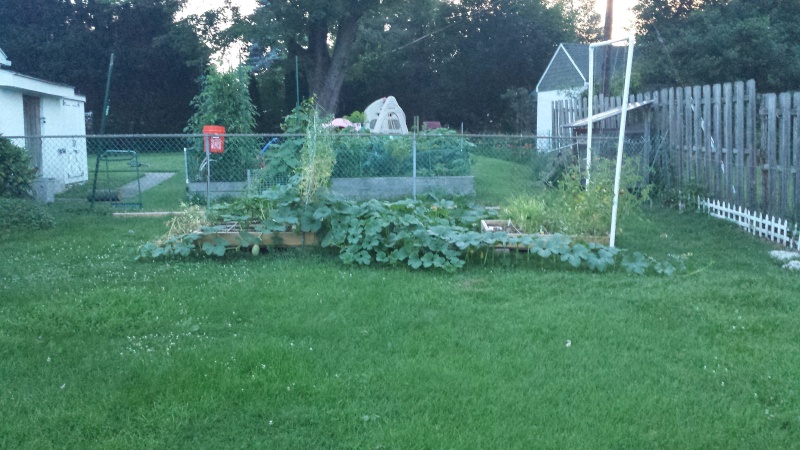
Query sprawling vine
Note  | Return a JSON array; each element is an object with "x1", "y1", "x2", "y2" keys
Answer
[{"x1": 138, "y1": 189, "x2": 682, "y2": 275}]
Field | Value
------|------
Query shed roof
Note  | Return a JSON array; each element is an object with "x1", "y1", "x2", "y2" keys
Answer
[
  {"x1": 536, "y1": 43, "x2": 628, "y2": 93},
  {"x1": 0, "y1": 47, "x2": 10, "y2": 67},
  {"x1": 0, "y1": 70, "x2": 85, "y2": 101}
]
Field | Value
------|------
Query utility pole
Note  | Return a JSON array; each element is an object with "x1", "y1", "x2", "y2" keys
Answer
[
  {"x1": 602, "y1": 0, "x2": 614, "y2": 97},
  {"x1": 100, "y1": 52, "x2": 114, "y2": 135}
]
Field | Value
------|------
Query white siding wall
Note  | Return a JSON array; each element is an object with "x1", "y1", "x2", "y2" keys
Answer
[
  {"x1": 0, "y1": 87, "x2": 88, "y2": 186},
  {"x1": 39, "y1": 96, "x2": 88, "y2": 184},
  {"x1": 536, "y1": 90, "x2": 561, "y2": 150},
  {"x1": 0, "y1": 89, "x2": 25, "y2": 136},
  {"x1": 535, "y1": 87, "x2": 586, "y2": 151}
]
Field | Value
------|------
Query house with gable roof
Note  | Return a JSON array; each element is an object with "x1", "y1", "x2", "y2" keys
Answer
[{"x1": 535, "y1": 43, "x2": 626, "y2": 149}]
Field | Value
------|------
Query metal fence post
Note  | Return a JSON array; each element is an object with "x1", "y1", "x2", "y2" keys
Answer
[
  {"x1": 205, "y1": 137, "x2": 211, "y2": 212},
  {"x1": 412, "y1": 132, "x2": 417, "y2": 201}
]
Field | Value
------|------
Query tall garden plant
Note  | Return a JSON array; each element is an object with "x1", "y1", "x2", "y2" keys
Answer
[{"x1": 186, "y1": 66, "x2": 257, "y2": 182}]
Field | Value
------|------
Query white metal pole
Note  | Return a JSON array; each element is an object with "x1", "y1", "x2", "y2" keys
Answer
[
  {"x1": 412, "y1": 132, "x2": 417, "y2": 201},
  {"x1": 586, "y1": 46, "x2": 595, "y2": 185},
  {"x1": 609, "y1": 36, "x2": 636, "y2": 248},
  {"x1": 206, "y1": 138, "x2": 211, "y2": 212},
  {"x1": 183, "y1": 147, "x2": 189, "y2": 185}
]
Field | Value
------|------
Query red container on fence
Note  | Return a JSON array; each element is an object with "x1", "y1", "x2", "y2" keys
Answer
[{"x1": 203, "y1": 125, "x2": 225, "y2": 154}]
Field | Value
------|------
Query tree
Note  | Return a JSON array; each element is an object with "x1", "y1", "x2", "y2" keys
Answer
[
  {"x1": 341, "y1": 0, "x2": 576, "y2": 131},
  {"x1": 107, "y1": 0, "x2": 209, "y2": 133},
  {"x1": 245, "y1": 0, "x2": 405, "y2": 116},
  {"x1": 560, "y1": 0, "x2": 603, "y2": 43},
  {"x1": 0, "y1": 0, "x2": 114, "y2": 129},
  {"x1": 418, "y1": 0, "x2": 575, "y2": 131},
  {"x1": 631, "y1": 0, "x2": 800, "y2": 91},
  {"x1": 0, "y1": 0, "x2": 209, "y2": 133},
  {"x1": 242, "y1": 0, "x2": 582, "y2": 131}
]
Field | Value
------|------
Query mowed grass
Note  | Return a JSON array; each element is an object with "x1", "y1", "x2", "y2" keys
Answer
[
  {"x1": 1, "y1": 204, "x2": 799, "y2": 449},
  {"x1": 59, "y1": 152, "x2": 187, "y2": 209},
  {"x1": 471, "y1": 154, "x2": 545, "y2": 205}
]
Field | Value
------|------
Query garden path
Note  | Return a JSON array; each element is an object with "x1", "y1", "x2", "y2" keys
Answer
[{"x1": 119, "y1": 172, "x2": 175, "y2": 197}]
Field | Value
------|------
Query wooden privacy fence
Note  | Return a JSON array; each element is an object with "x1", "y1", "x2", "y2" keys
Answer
[{"x1": 553, "y1": 80, "x2": 800, "y2": 221}]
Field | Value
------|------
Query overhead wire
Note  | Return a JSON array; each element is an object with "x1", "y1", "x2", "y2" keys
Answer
[{"x1": 387, "y1": 0, "x2": 508, "y2": 54}]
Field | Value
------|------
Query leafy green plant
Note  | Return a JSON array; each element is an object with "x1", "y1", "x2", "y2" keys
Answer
[
  {"x1": 343, "y1": 110, "x2": 365, "y2": 125},
  {"x1": 329, "y1": 129, "x2": 472, "y2": 178},
  {"x1": 0, "y1": 137, "x2": 36, "y2": 198},
  {"x1": 258, "y1": 100, "x2": 318, "y2": 186},
  {"x1": 185, "y1": 66, "x2": 257, "y2": 134},
  {"x1": 186, "y1": 66, "x2": 258, "y2": 182},
  {"x1": 297, "y1": 103, "x2": 336, "y2": 203},
  {"x1": 503, "y1": 156, "x2": 651, "y2": 236},
  {"x1": 138, "y1": 188, "x2": 679, "y2": 275},
  {"x1": 0, "y1": 197, "x2": 55, "y2": 230}
]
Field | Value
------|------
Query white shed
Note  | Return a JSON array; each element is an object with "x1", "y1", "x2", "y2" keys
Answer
[
  {"x1": 535, "y1": 43, "x2": 626, "y2": 150},
  {"x1": 0, "y1": 47, "x2": 88, "y2": 193}
]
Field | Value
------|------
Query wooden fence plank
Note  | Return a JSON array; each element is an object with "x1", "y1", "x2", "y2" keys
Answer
[
  {"x1": 794, "y1": 92, "x2": 800, "y2": 221},
  {"x1": 747, "y1": 80, "x2": 758, "y2": 209},
  {"x1": 734, "y1": 81, "x2": 745, "y2": 206},
  {"x1": 723, "y1": 83, "x2": 733, "y2": 203},
  {"x1": 670, "y1": 88, "x2": 683, "y2": 187},
  {"x1": 693, "y1": 85, "x2": 702, "y2": 185},
  {"x1": 684, "y1": 86, "x2": 693, "y2": 184},
  {"x1": 765, "y1": 93, "x2": 778, "y2": 215},
  {"x1": 661, "y1": 88, "x2": 670, "y2": 185},
  {"x1": 713, "y1": 84, "x2": 722, "y2": 198},
  {"x1": 703, "y1": 84, "x2": 713, "y2": 194},
  {"x1": 779, "y1": 92, "x2": 791, "y2": 217}
]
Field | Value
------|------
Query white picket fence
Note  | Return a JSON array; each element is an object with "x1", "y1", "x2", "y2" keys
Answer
[{"x1": 698, "y1": 197, "x2": 800, "y2": 250}]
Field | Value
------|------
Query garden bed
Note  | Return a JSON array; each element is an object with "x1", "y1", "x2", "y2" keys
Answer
[
  {"x1": 480, "y1": 219, "x2": 610, "y2": 247},
  {"x1": 196, "y1": 222, "x2": 317, "y2": 248}
]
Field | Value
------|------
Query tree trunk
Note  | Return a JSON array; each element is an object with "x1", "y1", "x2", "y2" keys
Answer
[{"x1": 303, "y1": 14, "x2": 361, "y2": 115}]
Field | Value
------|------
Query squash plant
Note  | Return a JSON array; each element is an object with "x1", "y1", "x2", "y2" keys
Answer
[{"x1": 138, "y1": 189, "x2": 681, "y2": 276}]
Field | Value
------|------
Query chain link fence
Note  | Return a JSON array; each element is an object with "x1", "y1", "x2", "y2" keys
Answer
[{"x1": 6, "y1": 131, "x2": 650, "y2": 211}]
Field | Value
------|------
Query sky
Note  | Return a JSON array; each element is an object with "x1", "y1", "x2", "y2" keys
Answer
[{"x1": 595, "y1": 0, "x2": 638, "y2": 39}]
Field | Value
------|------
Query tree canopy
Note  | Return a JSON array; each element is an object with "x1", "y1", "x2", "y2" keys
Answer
[
  {"x1": 245, "y1": 0, "x2": 581, "y2": 131},
  {"x1": 0, "y1": 0, "x2": 209, "y2": 133},
  {"x1": 2, "y1": 0, "x2": 598, "y2": 133},
  {"x1": 633, "y1": 0, "x2": 800, "y2": 91}
]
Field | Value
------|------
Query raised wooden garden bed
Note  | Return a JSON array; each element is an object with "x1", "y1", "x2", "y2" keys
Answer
[
  {"x1": 480, "y1": 219, "x2": 610, "y2": 247},
  {"x1": 197, "y1": 222, "x2": 317, "y2": 248}
]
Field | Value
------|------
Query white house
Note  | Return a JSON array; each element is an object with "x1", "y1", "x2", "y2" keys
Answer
[
  {"x1": 0, "y1": 47, "x2": 88, "y2": 192},
  {"x1": 535, "y1": 43, "x2": 625, "y2": 149}
]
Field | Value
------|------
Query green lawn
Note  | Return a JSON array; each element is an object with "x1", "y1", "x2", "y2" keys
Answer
[
  {"x1": 471, "y1": 154, "x2": 545, "y2": 205},
  {"x1": 59, "y1": 152, "x2": 188, "y2": 211},
  {"x1": 1, "y1": 204, "x2": 799, "y2": 448}
]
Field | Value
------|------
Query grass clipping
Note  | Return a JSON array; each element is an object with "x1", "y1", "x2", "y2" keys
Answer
[
  {"x1": 297, "y1": 110, "x2": 336, "y2": 203},
  {"x1": 158, "y1": 204, "x2": 207, "y2": 244}
]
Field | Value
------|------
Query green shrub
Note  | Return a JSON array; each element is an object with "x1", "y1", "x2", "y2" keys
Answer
[
  {"x1": 186, "y1": 66, "x2": 258, "y2": 182},
  {"x1": 331, "y1": 129, "x2": 471, "y2": 178},
  {"x1": 0, "y1": 197, "x2": 55, "y2": 230},
  {"x1": 503, "y1": 156, "x2": 651, "y2": 236},
  {"x1": 0, "y1": 137, "x2": 36, "y2": 198}
]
